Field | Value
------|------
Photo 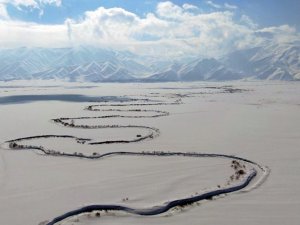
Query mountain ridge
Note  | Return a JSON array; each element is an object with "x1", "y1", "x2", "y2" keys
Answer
[{"x1": 0, "y1": 42, "x2": 299, "y2": 82}]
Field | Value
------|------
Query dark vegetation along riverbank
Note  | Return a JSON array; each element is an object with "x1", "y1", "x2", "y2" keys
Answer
[{"x1": 43, "y1": 151, "x2": 265, "y2": 225}]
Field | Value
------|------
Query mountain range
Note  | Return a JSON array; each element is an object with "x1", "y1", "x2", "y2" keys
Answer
[{"x1": 0, "y1": 41, "x2": 299, "y2": 82}]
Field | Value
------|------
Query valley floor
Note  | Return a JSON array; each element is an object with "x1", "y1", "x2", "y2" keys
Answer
[{"x1": 0, "y1": 81, "x2": 299, "y2": 225}]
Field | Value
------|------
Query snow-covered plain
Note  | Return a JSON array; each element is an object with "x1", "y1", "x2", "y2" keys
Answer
[{"x1": 0, "y1": 81, "x2": 299, "y2": 225}]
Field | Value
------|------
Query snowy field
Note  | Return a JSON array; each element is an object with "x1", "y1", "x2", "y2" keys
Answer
[{"x1": 0, "y1": 81, "x2": 299, "y2": 225}]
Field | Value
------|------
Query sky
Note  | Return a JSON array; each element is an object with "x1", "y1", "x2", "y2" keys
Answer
[{"x1": 0, "y1": 0, "x2": 299, "y2": 57}]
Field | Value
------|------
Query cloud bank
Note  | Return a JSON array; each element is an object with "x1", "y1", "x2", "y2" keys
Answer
[{"x1": 0, "y1": 1, "x2": 298, "y2": 58}]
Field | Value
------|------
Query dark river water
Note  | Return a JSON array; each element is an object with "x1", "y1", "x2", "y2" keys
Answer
[{"x1": 0, "y1": 94, "x2": 130, "y2": 104}]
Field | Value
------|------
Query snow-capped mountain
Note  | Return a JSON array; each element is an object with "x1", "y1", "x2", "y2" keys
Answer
[
  {"x1": 145, "y1": 69, "x2": 179, "y2": 82},
  {"x1": 179, "y1": 58, "x2": 242, "y2": 81},
  {"x1": 0, "y1": 46, "x2": 152, "y2": 82},
  {"x1": 221, "y1": 41, "x2": 300, "y2": 80},
  {"x1": 145, "y1": 58, "x2": 242, "y2": 82},
  {"x1": 0, "y1": 41, "x2": 299, "y2": 82},
  {"x1": 146, "y1": 41, "x2": 300, "y2": 82}
]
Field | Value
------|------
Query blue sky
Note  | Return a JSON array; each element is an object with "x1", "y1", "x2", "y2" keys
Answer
[
  {"x1": 0, "y1": 0, "x2": 299, "y2": 56},
  {"x1": 4, "y1": 0, "x2": 300, "y2": 30}
]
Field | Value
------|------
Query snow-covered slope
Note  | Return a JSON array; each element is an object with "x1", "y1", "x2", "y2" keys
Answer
[
  {"x1": 179, "y1": 58, "x2": 242, "y2": 81},
  {"x1": 222, "y1": 41, "x2": 300, "y2": 80},
  {"x1": 144, "y1": 63, "x2": 181, "y2": 82},
  {"x1": 145, "y1": 59, "x2": 242, "y2": 81},
  {"x1": 0, "y1": 47, "x2": 150, "y2": 81},
  {"x1": 145, "y1": 69, "x2": 179, "y2": 82}
]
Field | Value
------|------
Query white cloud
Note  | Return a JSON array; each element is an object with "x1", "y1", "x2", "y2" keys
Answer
[
  {"x1": 255, "y1": 25, "x2": 299, "y2": 43},
  {"x1": 206, "y1": 1, "x2": 237, "y2": 10},
  {"x1": 240, "y1": 14, "x2": 257, "y2": 29},
  {"x1": 156, "y1": 1, "x2": 185, "y2": 19},
  {"x1": 0, "y1": 0, "x2": 61, "y2": 7},
  {"x1": 64, "y1": 4, "x2": 263, "y2": 56},
  {"x1": 73, "y1": 7, "x2": 140, "y2": 42},
  {"x1": 0, "y1": 1, "x2": 298, "y2": 58},
  {"x1": 0, "y1": 3, "x2": 9, "y2": 19},
  {"x1": 182, "y1": 3, "x2": 198, "y2": 11},
  {"x1": 206, "y1": 1, "x2": 222, "y2": 9},
  {"x1": 0, "y1": 20, "x2": 68, "y2": 48},
  {"x1": 41, "y1": 0, "x2": 61, "y2": 7},
  {"x1": 65, "y1": 18, "x2": 73, "y2": 41},
  {"x1": 0, "y1": 0, "x2": 61, "y2": 17},
  {"x1": 224, "y1": 3, "x2": 237, "y2": 10},
  {"x1": 258, "y1": 24, "x2": 296, "y2": 34},
  {"x1": 0, "y1": 0, "x2": 38, "y2": 9}
]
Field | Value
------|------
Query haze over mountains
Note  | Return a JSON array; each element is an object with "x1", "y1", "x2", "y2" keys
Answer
[{"x1": 0, "y1": 41, "x2": 299, "y2": 82}]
